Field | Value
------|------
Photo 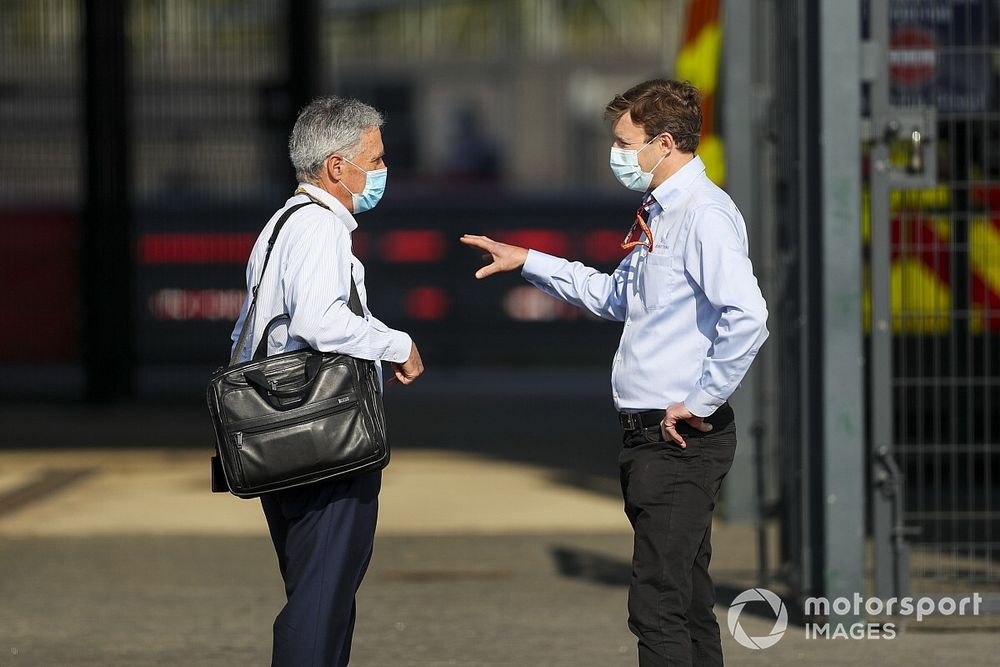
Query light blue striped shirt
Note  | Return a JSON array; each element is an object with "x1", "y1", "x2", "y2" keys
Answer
[{"x1": 521, "y1": 156, "x2": 769, "y2": 416}]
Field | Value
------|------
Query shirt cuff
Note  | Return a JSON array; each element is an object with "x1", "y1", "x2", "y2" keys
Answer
[
  {"x1": 521, "y1": 249, "x2": 564, "y2": 284},
  {"x1": 684, "y1": 388, "x2": 725, "y2": 418},
  {"x1": 386, "y1": 330, "x2": 413, "y2": 364}
]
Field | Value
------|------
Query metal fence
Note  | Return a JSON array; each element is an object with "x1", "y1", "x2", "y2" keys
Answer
[
  {"x1": 758, "y1": 0, "x2": 1000, "y2": 615},
  {"x1": 866, "y1": 0, "x2": 1000, "y2": 605},
  {"x1": 0, "y1": 0, "x2": 83, "y2": 366}
]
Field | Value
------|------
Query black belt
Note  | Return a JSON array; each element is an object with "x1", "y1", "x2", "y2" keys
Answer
[
  {"x1": 618, "y1": 410, "x2": 666, "y2": 431},
  {"x1": 618, "y1": 403, "x2": 733, "y2": 432}
]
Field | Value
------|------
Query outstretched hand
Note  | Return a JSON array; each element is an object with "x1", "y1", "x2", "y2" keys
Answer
[{"x1": 460, "y1": 235, "x2": 529, "y2": 279}]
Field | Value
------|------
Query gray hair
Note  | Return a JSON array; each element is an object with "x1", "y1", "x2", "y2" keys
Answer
[{"x1": 288, "y1": 96, "x2": 384, "y2": 183}]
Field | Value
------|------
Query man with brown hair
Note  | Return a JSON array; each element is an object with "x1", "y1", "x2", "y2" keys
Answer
[{"x1": 461, "y1": 78, "x2": 768, "y2": 666}]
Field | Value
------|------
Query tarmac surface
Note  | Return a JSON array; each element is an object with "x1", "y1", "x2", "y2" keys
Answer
[
  {"x1": 0, "y1": 379, "x2": 997, "y2": 666},
  {"x1": 0, "y1": 446, "x2": 997, "y2": 666}
]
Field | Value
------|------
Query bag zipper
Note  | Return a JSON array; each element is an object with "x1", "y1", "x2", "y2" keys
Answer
[
  {"x1": 232, "y1": 396, "x2": 359, "y2": 438},
  {"x1": 228, "y1": 432, "x2": 247, "y2": 487},
  {"x1": 228, "y1": 397, "x2": 361, "y2": 489}
]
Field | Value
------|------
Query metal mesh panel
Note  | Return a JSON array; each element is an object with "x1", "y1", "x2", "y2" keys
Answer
[
  {"x1": 881, "y1": 0, "x2": 999, "y2": 602},
  {"x1": 325, "y1": 0, "x2": 683, "y2": 65},
  {"x1": 129, "y1": 1, "x2": 291, "y2": 380},
  {"x1": 0, "y1": 1, "x2": 83, "y2": 364},
  {"x1": 129, "y1": 0, "x2": 287, "y2": 201},
  {"x1": 0, "y1": 0, "x2": 82, "y2": 206}
]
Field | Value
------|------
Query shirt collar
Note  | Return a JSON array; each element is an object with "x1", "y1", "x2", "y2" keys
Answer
[
  {"x1": 648, "y1": 155, "x2": 705, "y2": 210},
  {"x1": 296, "y1": 182, "x2": 358, "y2": 233}
]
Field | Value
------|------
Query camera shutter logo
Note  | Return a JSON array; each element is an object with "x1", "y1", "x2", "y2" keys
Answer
[{"x1": 727, "y1": 588, "x2": 788, "y2": 650}]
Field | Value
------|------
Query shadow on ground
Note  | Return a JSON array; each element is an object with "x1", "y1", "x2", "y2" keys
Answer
[{"x1": 550, "y1": 543, "x2": 801, "y2": 624}]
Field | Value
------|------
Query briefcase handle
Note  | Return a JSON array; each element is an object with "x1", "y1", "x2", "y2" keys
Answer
[
  {"x1": 244, "y1": 354, "x2": 323, "y2": 402},
  {"x1": 253, "y1": 313, "x2": 291, "y2": 361}
]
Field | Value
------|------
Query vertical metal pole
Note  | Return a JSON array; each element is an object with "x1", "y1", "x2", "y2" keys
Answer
[
  {"x1": 819, "y1": 0, "x2": 866, "y2": 618},
  {"x1": 753, "y1": 421, "x2": 770, "y2": 586},
  {"x1": 867, "y1": 0, "x2": 898, "y2": 601},
  {"x1": 285, "y1": 0, "x2": 322, "y2": 185},
  {"x1": 288, "y1": 0, "x2": 322, "y2": 114},
  {"x1": 82, "y1": 0, "x2": 132, "y2": 401},
  {"x1": 797, "y1": 0, "x2": 825, "y2": 599}
]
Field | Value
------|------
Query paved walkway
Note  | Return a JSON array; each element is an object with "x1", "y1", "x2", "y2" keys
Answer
[{"x1": 0, "y1": 448, "x2": 996, "y2": 666}]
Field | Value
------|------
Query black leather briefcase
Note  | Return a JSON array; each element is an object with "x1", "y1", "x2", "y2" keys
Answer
[{"x1": 206, "y1": 201, "x2": 389, "y2": 498}]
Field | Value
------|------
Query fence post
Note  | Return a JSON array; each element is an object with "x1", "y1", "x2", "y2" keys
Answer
[
  {"x1": 819, "y1": 0, "x2": 866, "y2": 619},
  {"x1": 82, "y1": 0, "x2": 132, "y2": 401}
]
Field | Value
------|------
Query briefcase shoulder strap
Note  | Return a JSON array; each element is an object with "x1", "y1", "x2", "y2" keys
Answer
[
  {"x1": 290, "y1": 186, "x2": 365, "y2": 319},
  {"x1": 347, "y1": 268, "x2": 363, "y2": 317},
  {"x1": 229, "y1": 201, "x2": 313, "y2": 366}
]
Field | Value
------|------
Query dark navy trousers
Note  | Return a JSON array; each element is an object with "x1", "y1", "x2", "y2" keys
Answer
[{"x1": 260, "y1": 470, "x2": 381, "y2": 667}]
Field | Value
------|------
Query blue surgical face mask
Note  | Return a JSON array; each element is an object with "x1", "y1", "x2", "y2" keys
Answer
[
  {"x1": 339, "y1": 157, "x2": 387, "y2": 213},
  {"x1": 609, "y1": 135, "x2": 667, "y2": 192}
]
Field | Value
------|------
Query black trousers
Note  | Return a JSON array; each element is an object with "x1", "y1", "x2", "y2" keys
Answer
[
  {"x1": 619, "y1": 403, "x2": 737, "y2": 667},
  {"x1": 260, "y1": 470, "x2": 381, "y2": 667}
]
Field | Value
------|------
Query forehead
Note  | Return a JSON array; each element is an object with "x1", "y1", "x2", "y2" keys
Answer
[
  {"x1": 612, "y1": 111, "x2": 645, "y2": 139},
  {"x1": 359, "y1": 126, "x2": 383, "y2": 152}
]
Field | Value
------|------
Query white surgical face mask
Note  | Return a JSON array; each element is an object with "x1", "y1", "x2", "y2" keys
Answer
[
  {"x1": 339, "y1": 157, "x2": 387, "y2": 213},
  {"x1": 609, "y1": 135, "x2": 667, "y2": 192}
]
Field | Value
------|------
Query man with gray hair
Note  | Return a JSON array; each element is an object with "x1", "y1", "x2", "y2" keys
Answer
[{"x1": 231, "y1": 96, "x2": 424, "y2": 665}]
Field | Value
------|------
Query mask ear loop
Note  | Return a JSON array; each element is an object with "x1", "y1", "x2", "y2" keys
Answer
[
  {"x1": 332, "y1": 155, "x2": 365, "y2": 198},
  {"x1": 338, "y1": 180, "x2": 357, "y2": 197},
  {"x1": 644, "y1": 133, "x2": 670, "y2": 174}
]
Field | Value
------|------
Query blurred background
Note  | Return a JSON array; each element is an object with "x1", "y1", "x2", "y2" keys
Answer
[{"x1": 0, "y1": 0, "x2": 999, "y2": 664}]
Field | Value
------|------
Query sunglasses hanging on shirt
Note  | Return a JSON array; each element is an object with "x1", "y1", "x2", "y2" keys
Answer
[{"x1": 622, "y1": 195, "x2": 656, "y2": 253}]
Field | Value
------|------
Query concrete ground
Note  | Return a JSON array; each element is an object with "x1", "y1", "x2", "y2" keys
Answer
[{"x1": 0, "y1": 445, "x2": 997, "y2": 667}]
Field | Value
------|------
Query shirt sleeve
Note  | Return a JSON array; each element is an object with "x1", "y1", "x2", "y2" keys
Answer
[
  {"x1": 366, "y1": 313, "x2": 413, "y2": 363},
  {"x1": 681, "y1": 205, "x2": 769, "y2": 417},
  {"x1": 521, "y1": 249, "x2": 632, "y2": 322},
  {"x1": 281, "y1": 217, "x2": 412, "y2": 364}
]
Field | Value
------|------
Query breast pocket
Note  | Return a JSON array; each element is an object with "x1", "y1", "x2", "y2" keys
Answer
[{"x1": 639, "y1": 252, "x2": 679, "y2": 310}]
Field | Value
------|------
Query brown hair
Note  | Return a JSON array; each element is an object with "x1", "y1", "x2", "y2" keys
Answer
[{"x1": 604, "y1": 79, "x2": 702, "y2": 153}]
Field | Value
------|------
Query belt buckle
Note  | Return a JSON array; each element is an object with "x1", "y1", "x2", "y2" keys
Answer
[{"x1": 620, "y1": 412, "x2": 639, "y2": 431}]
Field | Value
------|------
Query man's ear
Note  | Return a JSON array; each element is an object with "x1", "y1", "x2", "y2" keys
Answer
[
  {"x1": 658, "y1": 132, "x2": 676, "y2": 153},
  {"x1": 325, "y1": 154, "x2": 345, "y2": 182}
]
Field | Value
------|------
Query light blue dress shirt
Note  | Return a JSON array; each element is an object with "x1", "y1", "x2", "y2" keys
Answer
[{"x1": 521, "y1": 156, "x2": 769, "y2": 416}]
